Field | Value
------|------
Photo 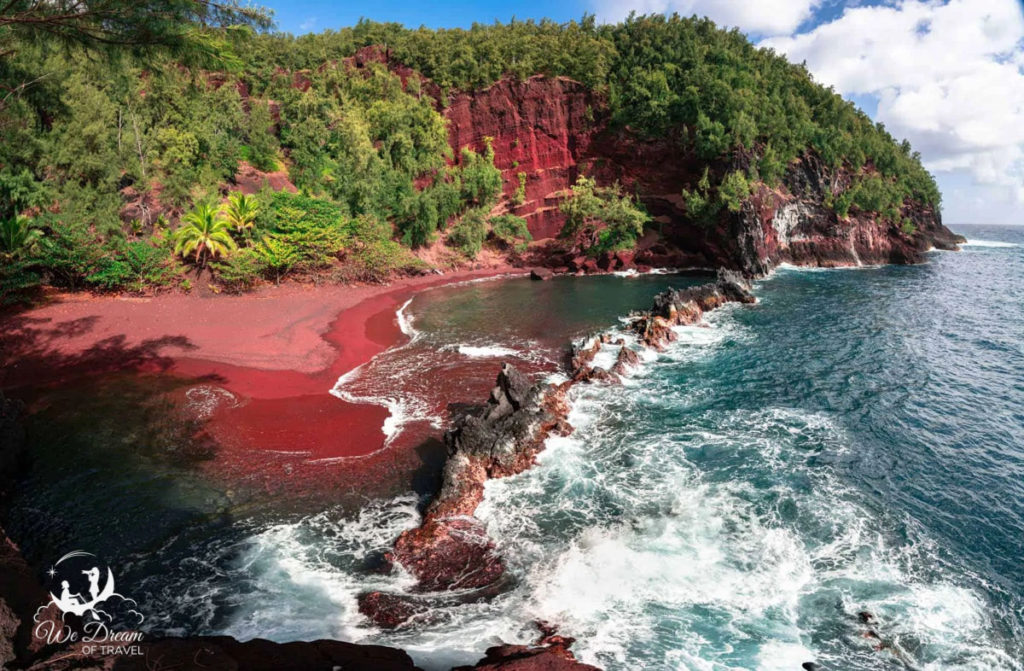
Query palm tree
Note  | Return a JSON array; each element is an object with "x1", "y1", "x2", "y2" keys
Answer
[
  {"x1": 0, "y1": 215, "x2": 42, "y2": 257},
  {"x1": 220, "y1": 192, "x2": 259, "y2": 233},
  {"x1": 174, "y1": 202, "x2": 237, "y2": 266}
]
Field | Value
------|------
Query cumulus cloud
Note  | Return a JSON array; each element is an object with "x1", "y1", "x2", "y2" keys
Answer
[
  {"x1": 761, "y1": 0, "x2": 1024, "y2": 208},
  {"x1": 591, "y1": 0, "x2": 822, "y2": 37}
]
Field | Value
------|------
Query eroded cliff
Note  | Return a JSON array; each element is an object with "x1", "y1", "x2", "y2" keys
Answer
[{"x1": 440, "y1": 68, "x2": 962, "y2": 274}]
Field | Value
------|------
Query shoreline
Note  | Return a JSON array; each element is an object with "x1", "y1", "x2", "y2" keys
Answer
[{"x1": 0, "y1": 266, "x2": 524, "y2": 462}]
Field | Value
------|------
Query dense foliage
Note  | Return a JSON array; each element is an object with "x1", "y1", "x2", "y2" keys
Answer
[
  {"x1": 560, "y1": 176, "x2": 649, "y2": 255},
  {"x1": 0, "y1": 9, "x2": 941, "y2": 302}
]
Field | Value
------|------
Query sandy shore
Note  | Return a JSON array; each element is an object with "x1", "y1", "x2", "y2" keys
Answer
[{"x1": 0, "y1": 266, "x2": 522, "y2": 461}]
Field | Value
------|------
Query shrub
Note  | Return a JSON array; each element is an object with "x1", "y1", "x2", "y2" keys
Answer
[
  {"x1": 344, "y1": 215, "x2": 427, "y2": 281},
  {"x1": 512, "y1": 172, "x2": 527, "y2": 206},
  {"x1": 459, "y1": 139, "x2": 502, "y2": 207},
  {"x1": 560, "y1": 175, "x2": 649, "y2": 255},
  {"x1": 213, "y1": 248, "x2": 268, "y2": 291},
  {"x1": 490, "y1": 213, "x2": 532, "y2": 252},
  {"x1": 718, "y1": 171, "x2": 751, "y2": 212},
  {"x1": 86, "y1": 240, "x2": 177, "y2": 291},
  {"x1": 448, "y1": 208, "x2": 488, "y2": 258}
]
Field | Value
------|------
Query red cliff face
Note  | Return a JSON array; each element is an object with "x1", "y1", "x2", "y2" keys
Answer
[
  {"x1": 445, "y1": 77, "x2": 603, "y2": 240},
  {"x1": 442, "y1": 75, "x2": 961, "y2": 274}
]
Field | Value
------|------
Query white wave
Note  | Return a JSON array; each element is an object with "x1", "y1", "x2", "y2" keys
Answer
[
  {"x1": 773, "y1": 261, "x2": 883, "y2": 273},
  {"x1": 611, "y1": 266, "x2": 685, "y2": 278},
  {"x1": 184, "y1": 385, "x2": 239, "y2": 419},
  {"x1": 221, "y1": 497, "x2": 421, "y2": 644},
  {"x1": 330, "y1": 384, "x2": 426, "y2": 446},
  {"x1": 450, "y1": 344, "x2": 519, "y2": 358},
  {"x1": 962, "y1": 239, "x2": 1019, "y2": 248},
  {"x1": 396, "y1": 298, "x2": 418, "y2": 338}
]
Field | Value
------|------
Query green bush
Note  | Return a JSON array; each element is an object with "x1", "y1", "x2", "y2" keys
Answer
[
  {"x1": 490, "y1": 213, "x2": 532, "y2": 252},
  {"x1": 560, "y1": 175, "x2": 649, "y2": 255},
  {"x1": 459, "y1": 139, "x2": 502, "y2": 207},
  {"x1": 0, "y1": 257, "x2": 41, "y2": 305},
  {"x1": 448, "y1": 208, "x2": 488, "y2": 258},
  {"x1": 85, "y1": 240, "x2": 177, "y2": 291},
  {"x1": 512, "y1": 172, "x2": 527, "y2": 206},
  {"x1": 346, "y1": 215, "x2": 427, "y2": 281},
  {"x1": 213, "y1": 247, "x2": 268, "y2": 290},
  {"x1": 718, "y1": 171, "x2": 751, "y2": 212}
]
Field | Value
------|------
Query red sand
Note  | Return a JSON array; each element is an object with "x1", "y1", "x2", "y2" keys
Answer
[{"x1": 0, "y1": 267, "x2": 522, "y2": 461}]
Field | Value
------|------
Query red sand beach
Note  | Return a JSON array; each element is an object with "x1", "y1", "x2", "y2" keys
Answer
[{"x1": 0, "y1": 266, "x2": 521, "y2": 464}]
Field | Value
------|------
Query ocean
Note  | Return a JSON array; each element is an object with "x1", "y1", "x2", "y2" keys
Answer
[{"x1": 8, "y1": 224, "x2": 1023, "y2": 670}]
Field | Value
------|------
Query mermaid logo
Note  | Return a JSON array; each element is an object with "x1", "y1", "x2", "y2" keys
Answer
[{"x1": 33, "y1": 550, "x2": 145, "y2": 651}]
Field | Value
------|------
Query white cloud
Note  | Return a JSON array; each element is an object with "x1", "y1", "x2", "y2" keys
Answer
[
  {"x1": 592, "y1": 0, "x2": 822, "y2": 37},
  {"x1": 299, "y1": 16, "x2": 318, "y2": 32},
  {"x1": 761, "y1": 0, "x2": 1024, "y2": 219}
]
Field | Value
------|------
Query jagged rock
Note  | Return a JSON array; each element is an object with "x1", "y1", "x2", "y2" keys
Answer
[
  {"x1": 362, "y1": 364, "x2": 563, "y2": 628},
  {"x1": 609, "y1": 346, "x2": 641, "y2": 376},
  {"x1": 633, "y1": 269, "x2": 755, "y2": 349},
  {"x1": 357, "y1": 591, "x2": 433, "y2": 630},
  {"x1": 453, "y1": 644, "x2": 600, "y2": 671},
  {"x1": 103, "y1": 636, "x2": 421, "y2": 671},
  {"x1": 530, "y1": 268, "x2": 554, "y2": 281}
]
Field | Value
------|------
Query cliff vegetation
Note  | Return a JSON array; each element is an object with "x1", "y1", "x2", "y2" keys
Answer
[{"x1": 0, "y1": 8, "x2": 945, "y2": 303}]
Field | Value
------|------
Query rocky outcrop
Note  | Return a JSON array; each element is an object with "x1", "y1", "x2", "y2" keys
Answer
[
  {"x1": 440, "y1": 71, "x2": 961, "y2": 275},
  {"x1": 629, "y1": 270, "x2": 755, "y2": 349},
  {"x1": 454, "y1": 644, "x2": 600, "y2": 671},
  {"x1": 362, "y1": 269, "x2": 756, "y2": 635},
  {"x1": 360, "y1": 364, "x2": 572, "y2": 626},
  {"x1": 725, "y1": 155, "x2": 965, "y2": 275}
]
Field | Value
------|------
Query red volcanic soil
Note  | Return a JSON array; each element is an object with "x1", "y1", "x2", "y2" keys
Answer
[{"x1": 0, "y1": 267, "x2": 520, "y2": 466}]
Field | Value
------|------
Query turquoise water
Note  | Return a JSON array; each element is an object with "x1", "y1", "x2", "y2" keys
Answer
[
  {"x1": 9, "y1": 227, "x2": 1023, "y2": 669},
  {"x1": 214, "y1": 225, "x2": 1024, "y2": 669}
]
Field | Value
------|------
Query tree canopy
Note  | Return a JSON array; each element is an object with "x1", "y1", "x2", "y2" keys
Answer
[{"x1": 0, "y1": 10, "x2": 942, "y2": 302}]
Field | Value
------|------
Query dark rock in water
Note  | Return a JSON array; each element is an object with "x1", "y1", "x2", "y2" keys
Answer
[
  {"x1": 631, "y1": 268, "x2": 756, "y2": 350},
  {"x1": 453, "y1": 643, "x2": 601, "y2": 670},
  {"x1": 714, "y1": 268, "x2": 756, "y2": 304},
  {"x1": 610, "y1": 346, "x2": 641, "y2": 376},
  {"x1": 530, "y1": 268, "x2": 554, "y2": 281},
  {"x1": 391, "y1": 516, "x2": 507, "y2": 593},
  {"x1": 100, "y1": 636, "x2": 422, "y2": 671},
  {"x1": 858, "y1": 610, "x2": 877, "y2": 625},
  {"x1": 357, "y1": 591, "x2": 433, "y2": 630},
  {"x1": 802, "y1": 663, "x2": 822, "y2": 671},
  {"x1": 362, "y1": 364, "x2": 566, "y2": 627}
]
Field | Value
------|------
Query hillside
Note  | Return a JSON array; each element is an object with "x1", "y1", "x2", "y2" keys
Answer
[{"x1": 0, "y1": 15, "x2": 963, "y2": 303}]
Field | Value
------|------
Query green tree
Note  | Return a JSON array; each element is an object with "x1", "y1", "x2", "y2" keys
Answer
[
  {"x1": 174, "y1": 202, "x2": 237, "y2": 265},
  {"x1": 0, "y1": 1, "x2": 272, "y2": 64},
  {"x1": 221, "y1": 192, "x2": 259, "y2": 232},
  {"x1": 245, "y1": 100, "x2": 279, "y2": 171},
  {"x1": 560, "y1": 175, "x2": 649, "y2": 255},
  {"x1": 718, "y1": 171, "x2": 751, "y2": 212}
]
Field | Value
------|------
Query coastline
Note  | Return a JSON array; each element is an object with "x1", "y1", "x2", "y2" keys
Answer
[{"x1": 0, "y1": 265, "x2": 523, "y2": 462}]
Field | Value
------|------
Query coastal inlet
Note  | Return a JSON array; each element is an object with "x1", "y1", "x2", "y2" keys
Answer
[{"x1": 4, "y1": 225, "x2": 1023, "y2": 670}]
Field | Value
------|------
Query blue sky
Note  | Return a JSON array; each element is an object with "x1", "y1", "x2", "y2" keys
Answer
[{"x1": 264, "y1": 0, "x2": 1024, "y2": 226}]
